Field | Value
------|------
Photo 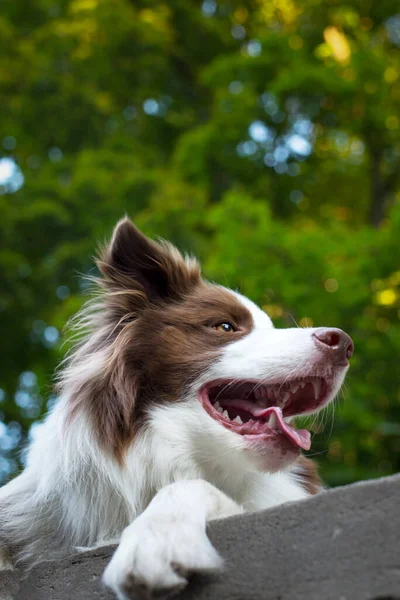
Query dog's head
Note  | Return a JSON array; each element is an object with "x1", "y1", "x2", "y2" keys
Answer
[{"x1": 67, "y1": 218, "x2": 353, "y2": 474}]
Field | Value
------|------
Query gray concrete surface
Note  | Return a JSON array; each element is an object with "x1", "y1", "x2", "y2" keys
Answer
[{"x1": 1, "y1": 473, "x2": 399, "y2": 600}]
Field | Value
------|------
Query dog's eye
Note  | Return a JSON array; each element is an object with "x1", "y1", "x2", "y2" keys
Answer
[{"x1": 214, "y1": 322, "x2": 235, "y2": 333}]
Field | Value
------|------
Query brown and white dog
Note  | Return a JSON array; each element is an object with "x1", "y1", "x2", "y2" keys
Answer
[{"x1": 0, "y1": 219, "x2": 353, "y2": 599}]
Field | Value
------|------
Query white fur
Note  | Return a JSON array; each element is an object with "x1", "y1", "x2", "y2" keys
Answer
[{"x1": 0, "y1": 286, "x2": 347, "y2": 599}]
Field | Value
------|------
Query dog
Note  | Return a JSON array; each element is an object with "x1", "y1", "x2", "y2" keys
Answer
[{"x1": 0, "y1": 218, "x2": 353, "y2": 599}]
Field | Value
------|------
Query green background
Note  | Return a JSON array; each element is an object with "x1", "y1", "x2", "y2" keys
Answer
[{"x1": 0, "y1": 0, "x2": 399, "y2": 486}]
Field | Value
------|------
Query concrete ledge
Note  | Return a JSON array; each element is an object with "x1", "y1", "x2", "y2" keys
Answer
[{"x1": 1, "y1": 474, "x2": 399, "y2": 600}]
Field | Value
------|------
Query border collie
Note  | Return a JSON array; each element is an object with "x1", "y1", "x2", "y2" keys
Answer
[{"x1": 0, "y1": 218, "x2": 353, "y2": 599}]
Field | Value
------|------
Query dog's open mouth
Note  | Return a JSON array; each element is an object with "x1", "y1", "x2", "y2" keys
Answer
[{"x1": 200, "y1": 377, "x2": 330, "y2": 451}]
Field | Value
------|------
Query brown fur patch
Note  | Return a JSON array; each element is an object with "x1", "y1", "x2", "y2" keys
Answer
[
  {"x1": 67, "y1": 219, "x2": 254, "y2": 461},
  {"x1": 127, "y1": 282, "x2": 254, "y2": 416},
  {"x1": 293, "y1": 455, "x2": 323, "y2": 495}
]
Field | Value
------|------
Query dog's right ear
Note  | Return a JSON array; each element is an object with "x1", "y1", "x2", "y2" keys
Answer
[{"x1": 97, "y1": 217, "x2": 200, "y2": 304}]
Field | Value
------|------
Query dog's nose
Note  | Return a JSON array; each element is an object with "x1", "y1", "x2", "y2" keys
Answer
[{"x1": 312, "y1": 327, "x2": 354, "y2": 366}]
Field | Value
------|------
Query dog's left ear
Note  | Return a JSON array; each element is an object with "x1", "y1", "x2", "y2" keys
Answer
[{"x1": 97, "y1": 217, "x2": 200, "y2": 303}]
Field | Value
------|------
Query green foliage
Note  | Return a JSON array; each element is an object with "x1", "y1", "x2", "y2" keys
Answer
[{"x1": 0, "y1": 0, "x2": 399, "y2": 485}]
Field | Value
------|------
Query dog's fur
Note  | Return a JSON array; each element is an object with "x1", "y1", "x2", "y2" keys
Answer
[{"x1": 0, "y1": 219, "x2": 352, "y2": 599}]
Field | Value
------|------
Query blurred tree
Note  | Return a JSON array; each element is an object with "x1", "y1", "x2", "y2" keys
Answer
[{"x1": 0, "y1": 0, "x2": 399, "y2": 485}]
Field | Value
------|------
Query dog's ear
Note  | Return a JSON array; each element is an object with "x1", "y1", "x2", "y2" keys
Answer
[{"x1": 97, "y1": 217, "x2": 200, "y2": 302}]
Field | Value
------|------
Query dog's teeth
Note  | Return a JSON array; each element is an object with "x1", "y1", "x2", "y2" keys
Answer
[
  {"x1": 222, "y1": 410, "x2": 229, "y2": 419},
  {"x1": 269, "y1": 413, "x2": 277, "y2": 428},
  {"x1": 284, "y1": 416, "x2": 293, "y2": 424},
  {"x1": 214, "y1": 401, "x2": 221, "y2": 410},
  {"x1": 282, "y1": 392, "x2": 291, "y2": 404},
  {"x1": 299, "y1": 381, "x2": 306, "y2": 389},
  {"x1": 312, "y1": 379, "x2": 321, "y2": 399},
  {"x1": 233, "y1": 415, "x2": 243, "y2": 424},
  {"x1": 291, "y1": 384, "x2": 299, "y2": 394}
]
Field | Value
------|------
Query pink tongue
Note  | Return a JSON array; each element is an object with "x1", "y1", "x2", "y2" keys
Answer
[
  {"x1": 219, "y1": 400, "x2": 311, "y2": 450},
  {"x1": 254, "y1": 406, "x2": 311, "y2": 451}
]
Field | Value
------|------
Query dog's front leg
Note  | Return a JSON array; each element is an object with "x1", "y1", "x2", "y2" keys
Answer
[{"x1": 103, "y1": 479, "x2": 243, "y2": 600}]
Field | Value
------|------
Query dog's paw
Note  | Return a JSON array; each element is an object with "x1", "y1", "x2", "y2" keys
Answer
[{"x1": 102, "y1": 517, "x2": 222, "y2": 599}]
